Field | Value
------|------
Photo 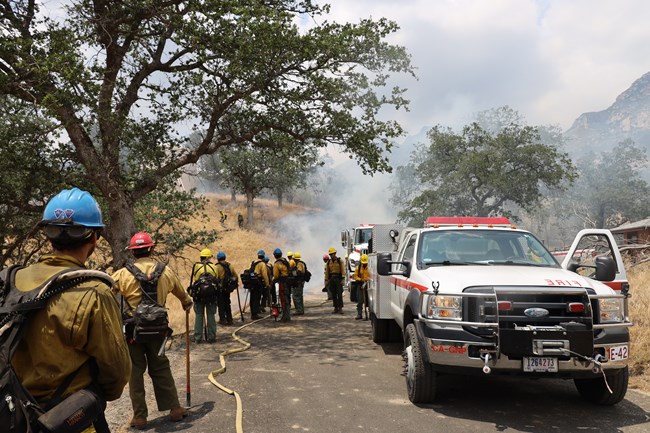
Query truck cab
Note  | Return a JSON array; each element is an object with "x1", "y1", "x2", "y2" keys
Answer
[{"x1": 368, "y1": 217, "x2": 632, "y2": 405}]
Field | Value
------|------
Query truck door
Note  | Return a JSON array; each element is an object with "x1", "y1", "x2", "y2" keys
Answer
[
  {"x1": 391, "y1": 233, "x2": 417, "y2": 329},
  {"x1": 561, "y1": 229, "x2": 628, "y2": 291}
]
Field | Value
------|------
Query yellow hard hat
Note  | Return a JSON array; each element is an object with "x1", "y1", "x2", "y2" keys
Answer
[
  {"x1": 328, "y1": 247, "x2": 337, "y2": 255},
  {"x1": 200, "y1": 248, "x2": 213, "y2": 258},
  {"x1": 287, "y1": 251, "x2": 293, "y2": 258},
  {"x1": 293, "y1": 252, "x2": 301, "y2": 259},
  {"x1": 360, "y1": 254, "x2": 369, "y2": 264}
]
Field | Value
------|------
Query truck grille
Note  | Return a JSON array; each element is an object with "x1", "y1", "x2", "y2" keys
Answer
[{"x1": 463, "y1": 286, "x2": 593, "y2": 336}]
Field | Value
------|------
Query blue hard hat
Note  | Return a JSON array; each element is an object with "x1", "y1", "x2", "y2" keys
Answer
[
  {"x1": 257, "y1": 249, "x2": 265, "y2": 256},
  {"x1": 263, "y1": 256, "x2": 269, "y2": 263},
  {"x1": 217, "y1": 251, "x2": 226, "y2": 260},
  {"x1": 273, "y1": 248, "x2": 282, "y2": 256},
  {"x1": 42, "y1": 187, "x2": 104, "y2": 228}
]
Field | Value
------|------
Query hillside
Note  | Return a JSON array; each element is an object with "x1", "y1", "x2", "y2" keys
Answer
[
  {"x1": 565, "y1": 71, "x2": 650, "y2": 159},
  {"x1": 160, "y1": 194, "x2": 650, "y2": 394}
]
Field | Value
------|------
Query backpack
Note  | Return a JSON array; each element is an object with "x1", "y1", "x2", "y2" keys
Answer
[
  {"x1": 295, "y1": 260, "x2": 312, "y2": 283},
  {"x1": 188, "y1": 263, "x2": 219, "y2": 302},
  {"x1": 0, "y1": 265, "x2": 113, "y2": 433},
  {"x1": 240, "y1": 260, "x2": 262, "y2": 290},
  {"x1": 125, "y1": 262, "x2": 170, "y2": 341},
  {"x1": 217, "y1": 262, "x2": 239, "y2": 293}
]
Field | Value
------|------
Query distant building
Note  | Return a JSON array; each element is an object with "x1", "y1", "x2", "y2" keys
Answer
[{"x1": 611, "y1": 218, "x2": 650, "y2": 245}]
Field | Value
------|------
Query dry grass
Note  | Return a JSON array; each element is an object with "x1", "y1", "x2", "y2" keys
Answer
[
  {"x1": 161, "y1": 194, "x2": 303, "y2": 332},
  {"x1": 627, "y1": 261, "x2": 650, "y2": 392}
]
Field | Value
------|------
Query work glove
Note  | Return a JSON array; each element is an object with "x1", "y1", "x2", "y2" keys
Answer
[{"x1": 183, "y1": 301, "x2": 194, "y2": 312}]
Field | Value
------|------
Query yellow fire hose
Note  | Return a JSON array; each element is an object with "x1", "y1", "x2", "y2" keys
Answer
[{"x1": 206, "y1": 298, "x2": 331, "y2": 433}]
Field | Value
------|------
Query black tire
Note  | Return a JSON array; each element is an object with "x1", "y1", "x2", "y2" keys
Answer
[
  {"x1": 371, "y1": 312, "x2": 389, "y2": 343},
  {"x1": 404, "y1": 323, "x2": 436, "y2": 403},
  {"x1": 574, "y1": 366, "x2": 629, "y2": 405}
]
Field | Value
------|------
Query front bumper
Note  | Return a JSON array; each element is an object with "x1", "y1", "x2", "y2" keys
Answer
[
  {"x1": 415, "y1": 320, "x2": 630, "y2": 377},
  {"x1": 415, "y1": 288, "x2": 632, "y2": 377}
]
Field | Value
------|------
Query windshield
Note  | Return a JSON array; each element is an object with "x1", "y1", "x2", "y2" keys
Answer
[
  {"x1": 355, "y1": 228, "x2": 373, "y2": 245},
  {"x1": 417, "y1": 229, "x2": 558, "y2": 268}
]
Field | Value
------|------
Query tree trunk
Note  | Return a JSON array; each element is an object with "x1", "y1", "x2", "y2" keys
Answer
[
  {"x1": 230, "y1": 189, "x2": 236, "y2": 203},
  {"x1": 277, "y1": 190, "x2": 283, "y2": 208},
  {"x1": 246, "y1": 190, "x2": 255, "y2": 226},
  {"x1": 104, "y1": 191, "x2": 137, "y2": 269}
]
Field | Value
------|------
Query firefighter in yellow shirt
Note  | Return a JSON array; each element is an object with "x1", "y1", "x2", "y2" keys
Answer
[
  {"x1": 325, "y1": 247, "x2": 345, "y2": 313},
  {"x1": 112, "y1": 232, "x2": 193, "y2": 429},
  {"x1": 11, "y1": 187, "x2": 131, "y2": 433},
  {"x1": 272, "y1": 248, "x2": 291, "y2": 322},
  {"x1": 353, "y1": 254, "x2": 371, "y2": 320}
]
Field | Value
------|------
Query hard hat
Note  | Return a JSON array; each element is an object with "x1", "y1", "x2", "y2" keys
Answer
[
  {"x1": 127, "y1": 232, "x2": 155, "y2": 250},
  {"x1": 328, "y1": 247, "x2": 336, "y2": 255},
  {"x1": 257, "y1": 249, "x2": 266, "y2": 256},
  {"x1": 200, "y1": 248, "x2": 213, "y2": 258},
  {"x1": 41, "y1": 187, "x2": 105, "y2": 228},
  {"x1": 322, "y1": 254, "x2": 329, "y2": 262},
  {"x1": 287, "y1": 251, "x2": 293, "y2": 258},
  {"x1": 263, "y1": 256, "x2": 270, "y2": 263},
  {"x1": 293, "y1": 252, "x2": 301, "y2": 260},
  {"x1": 360, "y1": 254, "x2": 369, "y2": 264},
  {"x1": 273, "y1": 248, "x2": 282, "y2": 257},
  {"x1": 289, "y1": 259, "x2": 296, "y2": 267},
  {"x1": 217, "y1": 251, "x2": 226, "y2": 260}
]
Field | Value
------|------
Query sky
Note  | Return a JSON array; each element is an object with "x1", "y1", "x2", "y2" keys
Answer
[{"x1": 308, "y1": 0, "x2": 650, "y2": 136}]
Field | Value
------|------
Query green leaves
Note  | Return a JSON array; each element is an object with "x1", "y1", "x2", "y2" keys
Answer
[{"x1": 392, "y1": 107, "x2": 576, "y2": 225}]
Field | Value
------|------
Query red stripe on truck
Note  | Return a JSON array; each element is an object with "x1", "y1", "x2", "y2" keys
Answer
[{"x1": 390, "y1": 276, "x2": 429, "y2": 292}]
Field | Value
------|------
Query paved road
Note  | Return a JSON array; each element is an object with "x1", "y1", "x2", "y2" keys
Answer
[{"x1": 108, "y1": 297, "x2": 650, "y2": 433}]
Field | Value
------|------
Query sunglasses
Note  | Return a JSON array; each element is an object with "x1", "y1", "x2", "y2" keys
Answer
[{"x1": 40, "y1": 218, "x2": 102, "y2": 240}]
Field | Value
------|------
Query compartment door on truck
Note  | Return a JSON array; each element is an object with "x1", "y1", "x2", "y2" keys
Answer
[{"x1": 391, "y1": 233, "x2": 417, "y2": 329}]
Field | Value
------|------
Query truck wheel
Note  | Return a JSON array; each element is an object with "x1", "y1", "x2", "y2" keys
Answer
[
  {"x1": 371, "y1": 312, "x2": 389, "y2": 343},
  {"x1": 574, "y1": 366, "x2": 628, "y2": 405},
  {"x1": 404, "y1": 323, "x2": 436, "y2": 403}
]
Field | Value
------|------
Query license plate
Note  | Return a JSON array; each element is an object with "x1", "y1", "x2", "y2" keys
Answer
[
  {"x1": 523, "y1": 357, "x2": 558, "y2": 372},
  {"x1": 608, "y1": 345, "x2": 629, "y2": 361}
]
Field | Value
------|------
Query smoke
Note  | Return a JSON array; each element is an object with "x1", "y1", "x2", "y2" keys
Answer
[{"x1": 275, "y1": 157, "x2": 398, "y2": 295}]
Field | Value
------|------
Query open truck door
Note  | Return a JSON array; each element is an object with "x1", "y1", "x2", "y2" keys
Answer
[{"x1": 561, "y1": 229, "x2": 629, "y2": 293}]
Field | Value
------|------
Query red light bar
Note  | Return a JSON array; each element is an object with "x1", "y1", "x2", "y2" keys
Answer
[
  {"x1": 497, "y1": 301, "x2": 512, "y2": 311},
  {"x1": 567, "y1": 302, "x2": 585, "y2": 313},
  {"x1": 424, "y1": 216, "x2": 512, "y2": 227}
]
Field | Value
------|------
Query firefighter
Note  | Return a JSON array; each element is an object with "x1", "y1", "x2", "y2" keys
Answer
[
  {"x1": 322, "y1": 253, "x2": 332, "y2": 300},
  {"x1": 189, "y1": 248, "x2": 219, "y2": 341},
  {"x1": 353, "y1": 254, "x2": 370, "y2": 320},
  {"x1": 112, "y1": 232, "x2": 193, "y2": 429},
  {"x1": 250, "y1": 250, "x2": 270, "y2": 320},
  {"x1": 219, "y1": 209, "x2": 227, "y2": 228},
  {"x1": 11, "y1": 187, "x2": 131, "y2": 432},
  {"x1": 292, "y1": 251, "x2": 306, "y2": 315},
  {"x1": 237, "y1": 212, "x2": 244, "y2": 229},
  {"x1": 272, "y1": 248, "x2": 291, "y2": 322},
  {"x1": 325, "y1": 247, "x2": 345, "y2": 313},
  {"x1": 263, "y1": 255, "x2": 275, "y2": 306},
  {"x1": 215, "y1": 251, "x2": 237, "y2": 325}
]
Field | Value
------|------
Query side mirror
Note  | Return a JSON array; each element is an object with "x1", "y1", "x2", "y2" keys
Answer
[
  {"x1": 594, "y1": 256, "x2": 616, "y2": 282},
  {"x1": 389, "y1": 229, "x2": 399, "y2": 243},
  {"x1": 377, "y1": 252, "x2": 393, "y2": 276}
]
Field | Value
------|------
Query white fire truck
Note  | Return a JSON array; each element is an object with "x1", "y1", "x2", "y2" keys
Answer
[
  {"x1": 367, "y1": 217, "x2": 632, "y2": 405},
  {"x1": 340, "y1": 223, "x2": 374, "y2": 289}
]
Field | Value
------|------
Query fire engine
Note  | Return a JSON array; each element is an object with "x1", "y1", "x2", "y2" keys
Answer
[
  {"x1": 340, "y1": 223, "x2": 374, "y2": 289},
  {"x1": 367, "y1": 217, "x2": 632, "y2": 405}
]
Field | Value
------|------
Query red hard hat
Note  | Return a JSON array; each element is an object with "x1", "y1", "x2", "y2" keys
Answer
[{"x1": 127, "y1": 232, "x2": 155, "y2": 250}]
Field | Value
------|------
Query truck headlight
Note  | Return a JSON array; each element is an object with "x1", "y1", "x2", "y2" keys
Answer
[
  {"x1": 422, "y1": 295, "x2": 462, "y2": 320},
  {"x1": 598, "y1": 298, "x2": 624, "y2": 323}
]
